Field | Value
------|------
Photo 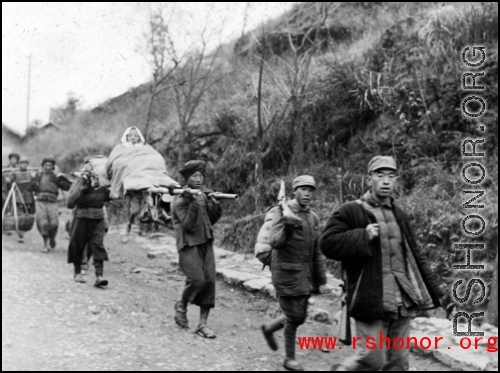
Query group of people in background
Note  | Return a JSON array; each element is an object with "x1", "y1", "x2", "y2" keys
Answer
[
  {"x1": 3, "y1": 153, "x2": 70, "y2": 249},
  {"x1": 3, "y1": 146, "x2": 449, "y2": 371},
  {"x1": 2, "y1": 153, "x2": 70, "y2": 248}
]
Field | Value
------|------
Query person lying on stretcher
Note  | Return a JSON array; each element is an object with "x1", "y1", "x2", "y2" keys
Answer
[{"x1": 121, "y1": 126, "x2": 146, "y2": 148}]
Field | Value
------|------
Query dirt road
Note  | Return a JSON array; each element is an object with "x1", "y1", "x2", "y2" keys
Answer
[{"x1": 2, "y1": 216, "x2": 450, "y2": 371}]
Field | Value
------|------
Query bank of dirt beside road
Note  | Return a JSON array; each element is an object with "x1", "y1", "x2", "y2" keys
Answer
[{"x1": 2, "y1": 214, "x2": 452, "y2": 371}]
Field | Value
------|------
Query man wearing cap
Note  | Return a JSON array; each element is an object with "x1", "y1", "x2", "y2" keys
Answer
[
  {"x1": 171, "y1": 160, "x2": 223, "y2": 339},
  {"x1": 261, "y1": 175, "x2": 328, "y2": 371},
  {"x1": 7, "y1": 153, "x2": 20, "y2": 168},
  {"x1": 3, "y1": 153, "x2": 21, "y2": 206},
  {"x1": 319, "y1": 156, "x2": 445, "y2": 371},
  {"x1": 9, "y1": 157, "x2": 36, "y2": 243},
  {"x1": 32, "y1": 157, "x2": 71, "y2": 253},
  {"x1": 67, "y1": 163, "x2": 111, "y2": 287}
]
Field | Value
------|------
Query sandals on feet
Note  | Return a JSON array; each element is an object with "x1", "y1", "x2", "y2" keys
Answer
[
  {"x1": 195, "y1": 325, "x2": 216, "y2": 339},
  {"x1": 174, "y1": 301, "x2": 189, "y2": 329}
]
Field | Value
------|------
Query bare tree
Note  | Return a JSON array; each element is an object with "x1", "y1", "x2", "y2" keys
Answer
[
  {"x1": 143, "y1": 3, "x2": 179, "y2": 143},
  {"x1": 262, "y1": 2, "x2": 340, "y2": 173},
  {"x1": 144, "y1": 3, "x2": 228, "y2": 167},
  {"x1": 252, "y1": 29, "x2": 290, "y2": 213},
  {"x1": 169, "y1": 32, "x2": 226, "y2": 169}
]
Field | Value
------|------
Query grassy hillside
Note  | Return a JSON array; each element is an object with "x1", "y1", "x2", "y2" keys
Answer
[{"x1": 21, "y1": 2, "x2": 498, "y2": 292}]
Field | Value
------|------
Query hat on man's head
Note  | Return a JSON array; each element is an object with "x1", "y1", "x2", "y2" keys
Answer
[
  {"x1": 292, "y1": 175, "x2": 317, "y2": 191},
  {"x1": 19, "y1": 156, "x2": 29, "y2": 164},
  {"x1": 8, "y1": 153, "x2": 20, "y2": 161},
  {"x1": 41, "y1": 157, "x2": 56, "y2": 166},
  {"x1": 179, "y1": 160, "x2": 206, "y2": 180},
  {"x1": 367, "y1": 155, "x2": 397, "y2": 174}
]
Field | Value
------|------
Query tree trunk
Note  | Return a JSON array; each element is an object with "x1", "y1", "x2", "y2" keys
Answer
[
  {"x1": 292, "y1": 96, "x2": 304, "y2": 174},
  {"x1": 177, "y1": 123, "x2": 187, "y2": 170},
  {"x1": 144, "y1": 85, "x2": 157, "y2": 144},
  {"x1": 254, "y1": 55, "x2": 265, "y2": 214},
  {"x1": 486, "y1": 251, "x2": 498, "y2": 327},
  {"x1": 254, "y1": 149, "x2": 264, "y2": 214}
]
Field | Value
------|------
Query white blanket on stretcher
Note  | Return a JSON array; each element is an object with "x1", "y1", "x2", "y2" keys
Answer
[{"x1": 105, "y1": 144, "x2": 179, "y2": 199}]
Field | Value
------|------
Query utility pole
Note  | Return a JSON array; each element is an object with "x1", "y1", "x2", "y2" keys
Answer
[{"x1": 26, "y1": 54, "x2": 32, "y2": 132}]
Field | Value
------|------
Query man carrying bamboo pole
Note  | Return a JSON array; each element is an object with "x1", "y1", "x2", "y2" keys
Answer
[
  {"x1": 67, "y1": 165, "x2": 110, "y2": 286},
  {"x1": 171, "y1": 160, "x2": 222, "y2": 339}
]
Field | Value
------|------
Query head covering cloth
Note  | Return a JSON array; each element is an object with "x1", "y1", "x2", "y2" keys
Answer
[
  {"x1": 180, "y1": 160, "x2": 206, "y2": 180},
  {"x1": 121, "y1": 126, "x2": 146, "y2": 147},
  {"x1": 41, "y1": 157, "x2": 56, "y2": 166}
]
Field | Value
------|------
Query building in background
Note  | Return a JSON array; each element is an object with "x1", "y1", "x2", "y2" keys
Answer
[{"x1": 2, "y1": 124, "x2": 23, "y2": 167}]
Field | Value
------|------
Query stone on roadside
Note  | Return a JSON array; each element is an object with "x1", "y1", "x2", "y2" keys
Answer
[
  {"x1": 433, "y1": 346, "x2": 491, "y2": 371},
  {"x1": 242, "y1": 277, "x2": 272, "y2": 292},
  {"x1": 481, "y1": 323, "x2": 497, "y2": 334},
  {"x1": 310, "y1": 309, "x2": 330, "y2": 323},
  {"x1": 149, "y1": 233, "x2": 168, "y2": 239},
  {"x1": 230, "y1": 253, "x2": 246, "y2": 262},
  {"x1": 218, "y1": 268, "x2": 260, "y2": 286},
  {"x1": 214, "y1": 247, "x2": 233, "y2": 258},
  {"x1": 147, "y1": 251, "x2": 167, "y2": 259}
]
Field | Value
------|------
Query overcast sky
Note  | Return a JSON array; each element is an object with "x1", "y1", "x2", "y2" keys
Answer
[{"x1": 2, "y1": 2, "x2": 293, "y2": 135}]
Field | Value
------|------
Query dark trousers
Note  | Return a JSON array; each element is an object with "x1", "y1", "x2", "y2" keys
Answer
[
  {"x1": 279, "y1": 295, "x2": 310, "y2": 326},
  {"x1": 35, "y1": 201, "x2": 58, "y2": 239},
  {"x1": 179, "y1": 243, "x2": 216, "y2": 309},
  {"x1": 279, "y1": 295, "x2": 310, "y2": 359},
  {"x1": 68, "y1": 217, "x2": 109, "y2": 275}
]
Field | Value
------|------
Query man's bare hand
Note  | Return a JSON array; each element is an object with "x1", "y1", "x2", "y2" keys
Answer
[
  {"x1": 366, "y1": 223, "x2": 380, "y2": 241},
  {"x1": 210, "y1": 192, "x2": 222, "y2": 205}
]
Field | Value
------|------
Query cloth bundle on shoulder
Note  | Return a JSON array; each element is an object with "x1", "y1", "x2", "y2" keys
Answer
[
  {"x1": 254, "y1": 208, "x2": 277, "y2": 269},
  {"x1": 105, "y1": 144, "x2": 179, "y2": 199},
  {"x1": 86, "y1": 156, "x2": 111, "y2": 189}
]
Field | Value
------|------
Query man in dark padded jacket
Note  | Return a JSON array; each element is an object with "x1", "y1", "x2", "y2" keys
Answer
[
  {"x1": 67, "y1": 164, "x2": 110, "y2": 287},
  {"x1": 319, "y1": 156, "x2": 445, "y2": 371},
  {"x1": 171, "y1": 160, "x2": 222, "y2": 339}
]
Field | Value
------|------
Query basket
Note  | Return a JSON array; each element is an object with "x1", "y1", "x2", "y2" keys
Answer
[
  {"x1": 3, "y1": 214, "x2": 35, "y2": 232},
  {"x1": 2, "y1": 182, "x2": 35, "y2": 233}
]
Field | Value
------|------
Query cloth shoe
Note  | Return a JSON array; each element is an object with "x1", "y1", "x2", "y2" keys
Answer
[
  {"x1": 261, "y1": 324, "x2": 279, "y2": 351},
  {"x1": 74, "y1": 274, "x2": 86, "y2": 283},
  {"x1": 284, "y1": 358, "x2": 304, "y2": 371},
  {"x1": 94, "y1": 276, "x2": 108, "y2": 288}
]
